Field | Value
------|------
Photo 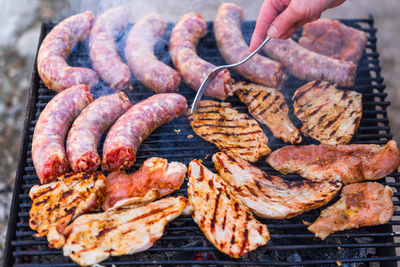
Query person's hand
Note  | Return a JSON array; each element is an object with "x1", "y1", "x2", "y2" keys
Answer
[{"x1": 249, "y1": 0, "x2": 345, "y2": 51}]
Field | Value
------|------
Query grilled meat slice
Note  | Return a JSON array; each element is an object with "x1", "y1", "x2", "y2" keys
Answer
[
  {"x1": 293, "y1": 80, "x2": 362, "y2": 144},
  {"x1": 266, "y1": 141, "x2": 400, "y2": 184},
  {"x1": 63, "y1": 196, "x2": 188, "y2": 266},
  {"x1": 234, "y1": 81, "x2": 302, "y2": 144},
  {"x1": 187, "y1": 100, "x2": 270, "y2": 162},
  {"x1": 213, "y1": 152, "x2": 341, "y2": 219},
  {"x1": 307, "y1": 182, "x2": 394, "y2": 239},
  {"x1": 103, "y1": 157, "x2": 187, "y2": 210},
  {"x1": 188, "y1": 159, "x2": 269, "y2": 258},
  {"x1": 29, "y1": 172, "x2": 106, "y2": 248}
]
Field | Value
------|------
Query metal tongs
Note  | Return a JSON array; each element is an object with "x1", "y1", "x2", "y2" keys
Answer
[{"x1": 189, "y1": 36, "x2": 272, "y2": 114}]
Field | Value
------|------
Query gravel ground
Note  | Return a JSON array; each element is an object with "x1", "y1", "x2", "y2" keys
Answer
[{"x1": 0, "y1": 0, "x2": 398, "y2": 263}]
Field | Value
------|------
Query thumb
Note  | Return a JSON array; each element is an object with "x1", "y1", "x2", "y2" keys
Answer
[{"x1": 267, "y1": 5, "x2": 302, "y2": 38}]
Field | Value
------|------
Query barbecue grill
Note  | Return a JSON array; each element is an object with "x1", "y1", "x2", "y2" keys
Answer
[{"x1": 3, "y1": 17, "x2": 400, "y2": 266}]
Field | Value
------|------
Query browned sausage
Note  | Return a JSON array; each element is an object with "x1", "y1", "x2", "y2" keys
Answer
[
  {"x1": 89, "y1": 7, "x2": 131, "y2": 91},
  {"x1": 102, "y1": 93, "x2": 187, "y2": 172},
  {"x1": 37, "y1": 11, "x2": 98, "y2": 92},
  {"x1": 32, "y1": 85, "x2": 94, "y2": 184},
  {"x1": 214, "y1": 3, "x2": 287, "y2": 89},
  {"x1": 263, "y1": 38, "x2": 357, "y2": 87},
  {"x1": 125, "y1": 13, "x2": 181, "y2": 93},
  {"x1": 169, "y1": 12, "x2": 233, "y2": 100},
  {"x1": 66, "y1": 92, "x2": 132, "y2": 173}
]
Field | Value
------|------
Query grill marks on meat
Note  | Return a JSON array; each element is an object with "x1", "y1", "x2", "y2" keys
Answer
[
  {"x1": 299, "y1": 18, "x2": 367, "y2": 63},
  {"x1": 169, "y1": 12, "x2": 234, "y2": 100},
  {"x1": 266, "y1": 141, "x2": 400, "y2": 184},
  {"x1": 293, "y1": 80, "x2": 362, "y2": 144},
  {"x1": 102, "y1": 157, "x2": 187, "y2": 210},
  {"x1": 263, "y1": 38, "x2": 357, "y2": 87},
  {"x1": 187, "y1": 100, "x2": 271, "y2": 162},
  {"x1": 214, "y1": 3, "x2": 287, "y2": 88},
  {"x1": 307, "y1": 182, "x2": 394, "y2": 239},
  {"x1": 29, "y1": 172, "x2": 106, "y2": 249},
  {"x1": 188, "y1": 160, "x2": 269, "y2": 258},
  {"x1": 213, "y1": 152, "x2": 341, "y2": 219},
  {"x1": 63, "y1": 196, "x2": 188, "y2": 266},
  {"x1": 37, "y1": 11, "x2": 98, "y2": 92},
  {"x1": 234, "y1": 81, "x2": 302, "y2": 144}
]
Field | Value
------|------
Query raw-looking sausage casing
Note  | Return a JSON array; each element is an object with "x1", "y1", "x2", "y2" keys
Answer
[
  {"x1": 37, "y1": 11, "x2": 98, "y2": 92},
  {"x1": 66, "y1": 92, "x2": 132, "y2": 173},
  {"x1": 102, "y1": 93, "x2": 187, "y2": 172},
  {"x1": 32, "y1": 85, "x2": 94, "y2": 184},
  {"x1": 89, "y1": 6, "x2": 131, "y2": 91},
  {"x1": 169, "y1": 12, "x2": 234, "y2": 100},
  {"x1": 263, "y1": 38, "x2": 357, "y2": 87},
  {"x1": 214, "y1": 3, "x2": 287, "y2": 89},
  {"x1": 126, "y1": 13, "x2": 181, "y2": 93}
]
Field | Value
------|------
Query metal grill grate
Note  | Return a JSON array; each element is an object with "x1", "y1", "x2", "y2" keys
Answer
[{"x1": 4, "y1": 17, "x2": 400, "y2": 266}]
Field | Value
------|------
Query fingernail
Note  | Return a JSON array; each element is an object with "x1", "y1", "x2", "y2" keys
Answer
[{"x1": 267, "y1": 26, "x2": 279, "y2": 38}]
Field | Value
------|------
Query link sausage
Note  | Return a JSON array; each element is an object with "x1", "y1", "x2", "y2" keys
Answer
[
  {"x1": 102, "y1": 93, "x2": 187, "y2": 172},
  {"x1": 263, "y1": 38, "x2": 357, "y2": 87},
  {"x1": 66, "y1": 92, "x2": 132, "y2": 173},
  {"x1": 126, "y1": 13, "x2": 181, "y2": 93},
  {"x1": 89, "y1": 7, "x2": 131, "y2": 91},
  {"x1": 214, "y1": 3, "x2": 287, "y2": 89},
  {"x1": 37, "y1": 11, "x2": 98, "y2": 92},
  {"x1": 169, "y1": 12, "x2": 234, "y2": 100},
  {"x1": 32, "y1": 85, "x2": 94, "y2": 184}
]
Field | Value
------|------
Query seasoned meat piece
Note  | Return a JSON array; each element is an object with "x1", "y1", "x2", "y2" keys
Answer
[
  {"x1": 89, "y1": 6, "x2": 131, "y2": 91},
  {"x1": 293, "y1": 80, "x2": 362, "y2": 144},
  {"x1": 63, "y1": 196, "x2": 188, "y2": 266},
  {"x1": 299, "y1": 18, "x2": 367, "y2": 63},
  {"x1": 187, "y1": 100, "x2": 271, "y2": 162},
  {"x1": 266, "y1": 140, "x2": 400, "y2": 184},
  {"x1": 188, "y1": 160, "x2": 269, "y2": 258},
  {"x1": 213, "y1": 152, "x2": 341, "y2": 219},
  {"x1": 29, "y1": 172, "x2": 106, "y2": 249},
  {"x1": 214, "y1": 3, "x2": 287, "y2": 88},
  {"x1": 32, "y1": 85, "x2": 94, "y2": 184},
  {"x1": 234, "y1": 81, "x2": 302, "y2": 144},
  {"x1": 126, "y1": 13, "x2": 181, "y2": 93},
  {"x1": 37, "y1": 11, "x2": 98, "y2": 92},
  {"x1": 263, "y1": 38, "x2": 357, "y2": 87},
  {"x1": 307, "y1": 182, "x2": 394, "y2": 239},
  {"x1": 103, "y1": 157, "x2": 187, "y2": 210},
  {"x1": 169, "y1": 12, "x2": 234, "y2": 100},
  {"x1": 66, "y1": 92, "x2": 132, "y2": 173},
  {"x1": 102, "y1": 93, "x2": 187, "y2": 172}
]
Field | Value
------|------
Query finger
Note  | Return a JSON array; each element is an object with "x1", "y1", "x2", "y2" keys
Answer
[
  {"x1": 267, "y1": 4, "x2": 304, "y2": 38},
  {"x1": 329, "y1": 0, "x2": 346, "y2": 8},
  {"x1": 249, "y1": 0, "x2": 280, "y2": 52},
  {"x1": 279, "y1": 27, "x2": 297, "y2": 39}
]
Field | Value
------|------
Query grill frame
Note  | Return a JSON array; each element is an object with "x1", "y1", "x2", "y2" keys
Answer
[{"x1": 4, "y1": 17, "x2": 400, "y2": 266}]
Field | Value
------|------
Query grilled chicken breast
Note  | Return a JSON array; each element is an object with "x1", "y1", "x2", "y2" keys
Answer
[
  {"x1": 234, "y1": 81, "x2": 302, "y2": 144},
  {"x1": 213, "y1": 152, "x2": 341, "y2": 219},
  {"x1": 188, "y1": 159, "x2": 269, "y2": 258},
  {"x1": 102, "y1": 157, "x2": 187, "y2": 210},
  {"x1": 29, "y1": 172, "x2": 106, "y2": 248},
  {"x1": 293, "y1": 80, "x2": 362, "y2": 144},
  {"x1": 307, "y1": 182, "x2": 394, "y2": 239},
  {"x1": 187, "y1": 100, "x2": 271, "y2": 162},
  {"x1": 266, "y1": 140, "x2": 400, "y2": 184},
  {"x1": 63, "y1": 196, "x2": 188, "y2": 266}
]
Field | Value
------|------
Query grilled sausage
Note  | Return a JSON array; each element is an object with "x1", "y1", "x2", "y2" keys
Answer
[
  {"x1": 102, "y1": 93, "x2": 187, "y2": 172},
  {"x1": 37, "y1": 11, "x2": 98, "y2": 92},
  {"x1": 169, "y1": 12, "x2": 234, "y2": 100},
  {"x1": 126, "y1": 13, "x2": 181, "y2": 93},
  {"x1": 89, "y1": 7, "x2": 131, "y2": 91},
  {"x1": 32, "y1": 85, "x2": 94, "y2": 184},
  {"x1": 214, "y1": 3, "x2": 287, "y2": 88},
  {"x1": 66, "y1": 92, "x2": 132, "y2": 173},
  {"x1": 263, "y1": 38, "x2": 357, "y2": 87}
]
